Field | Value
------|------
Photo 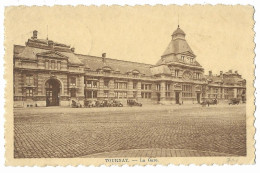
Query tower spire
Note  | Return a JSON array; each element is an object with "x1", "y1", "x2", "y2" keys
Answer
[
  {"x1": 47, "y1": 25, "x2": 48, "y2": 40},
  {"x1": 178, "y1": 14, "x2": 180, "y2": 28}
]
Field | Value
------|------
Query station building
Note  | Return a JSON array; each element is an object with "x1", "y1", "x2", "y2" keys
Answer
[{"x1": 13, "y1": 26, "x2": 246, "y2": 107}]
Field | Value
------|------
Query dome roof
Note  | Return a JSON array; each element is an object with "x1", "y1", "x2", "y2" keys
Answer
[{"x1": 172, "y1": 26, "x2": 186, "y2": 36}]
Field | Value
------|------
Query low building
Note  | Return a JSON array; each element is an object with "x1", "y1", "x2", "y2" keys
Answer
[{"x1": 13, "y1": 27, "x2": 246, "y2": 107}]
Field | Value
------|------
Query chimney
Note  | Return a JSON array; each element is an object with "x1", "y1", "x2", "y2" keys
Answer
[
  {"x1": 102, "y1": 53, "x2": 106, "y2": 63},
  {"x1": 71, "y1": 47, "x2": 75, "y2": 52},
  {"x1": 229, "y1": 69, "x2": 232, "y2": 73},
  {"x1": 209, "y1": 70, "x2": 212, "y2": 76},
  {"x1": 235, "y1": 70, "x2": 238, "y2": 74},
  {"x1": 31, "y1": 30, "x2": 38, "y2": 39}
]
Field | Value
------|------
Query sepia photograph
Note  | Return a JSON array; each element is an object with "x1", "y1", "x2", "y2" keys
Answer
[{"x1": 4, "y1": 5, "x2": 255, "y2": 165}]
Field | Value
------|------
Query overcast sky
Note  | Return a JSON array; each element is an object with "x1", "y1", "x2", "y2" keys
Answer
[{"x1": 5, "y1": 5, "x2": 254, "y2": 79}]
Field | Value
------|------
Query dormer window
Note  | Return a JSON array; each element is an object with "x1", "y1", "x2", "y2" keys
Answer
[
  {"x1": 190, "y1": 58, "x2": 194, "y2": 63},
  {"x1": 175, "y1": 70, "x2": 179, "y2": 77},
  {"x1": 51, "y1": 60, "x2": 55, "y2": 69},
  {"x1": 57, "y1": 61, "x2": 61, "y2": 70}
]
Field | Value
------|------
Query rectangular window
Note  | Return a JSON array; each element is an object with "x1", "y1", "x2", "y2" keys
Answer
[
  {"x1": 104, "y1": 91, "x2": 109, "y2": 98},
  {"x1": 115, "y1": 82, "x2": 127, "y2": 89},
  {"x1": 166, "y1": 84, "x2": 170, "y2": 91},
  {"x1": 133, "y1": 82, "x2": 137, "y2": 89},
  {"x1": 175, "y1": 70, "x2": 179, "y2": 77},
  {"x1": 156, "y1": 84, "x2": 161, "y2": 91},
  {"x1": 86, "y1": 91, "x2": 92, "y2": 98},
  {"x1": 166, "y1": 92, "x2": 171, "y2": 97},
  {"x1": 45, "y1": 60, "x2": 49, "y2": 69},
  {"x1": 26, "y1": 89, "x2": 33, "y2": 97},
  {"x1": 195, "y1": 72, "x2": 200, "y2": 79},
  {"x1": 181, "y1": 56, "x2": 185, "y2": 61},
  {"x1": 71, "y1": 89, "x2": 76, "y2": 97},
  {"x1": 26, "y1": 75, "x2": 34, "y2": 85},
  {"x1": 133, "y1": 91, "x2": 137, "y2": 98},
  {"x1": 51, "y1": 60, "x2": 55, "y2": 69},
  {"x1": 104, "y1": 80, "x2": 109, "y2": 88},
  {"x1": 93, "y1": 91, "x2": 97, "y2": 98},
  {"x1": 141, "y1": 84, "x2": 151, "y2": 90},
  {"x1": 87, "y1": 81, "x2": 92, "y2": 88},
  {"x1": 71, "y1": 77, "x2": 76, "y2": 86},
  {"x1": 93, "y1": 81, "x2": 97, "y2": 88},
  {"x1": 141, "y1": 92, "x2": 151, "y2": 99},
  {"x1": 123, "y1": 92, "x2": 127, "y2": 98},
  {"x1": 115, "y1": 91, "x2": 118, "y2": 98},
  {"x1": 57, "y1": 61, "x2": 61, "y2": 70},
  {"x1": 182, "y1": 84, "x2": 193, "y2": 98},
  {"x1": 190, "y1": 58, "x2": 194, "y2": 63}
]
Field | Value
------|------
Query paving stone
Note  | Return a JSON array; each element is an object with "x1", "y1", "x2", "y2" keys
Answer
[{"x1": 14, "y1": 105, "x2": 246, "y2": 158}]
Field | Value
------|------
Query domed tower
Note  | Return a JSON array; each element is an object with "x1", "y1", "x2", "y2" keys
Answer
[
  {"x1": 156, "y1": 25, "x2": 198, "y2": 66},
  {"x1": 152, "y1": 26, "x2": 204, "y2": 80}
]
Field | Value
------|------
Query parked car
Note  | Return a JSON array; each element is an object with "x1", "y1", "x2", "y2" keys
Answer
[
  {"x1": 114, "y1": 100, "x2": 123, "y2": 107},
  {"x1": 71, "y1": 99, "x2": 82, "y2": 108},
  {"x1": 101, "y1": 100, "x2": 109, "y2": 107},
  {"x1": 201, "y1": 99, "x2": 218, "y2": 106},
  {"x1": 127, "y1": 99, "x2": 142, "y2": 107},
  {"x1": 229, "y1": 98, "x2": 240, "y2": 105},
  {"x1": 84, "y1": 100, "x2": 96, "y2": 107}
]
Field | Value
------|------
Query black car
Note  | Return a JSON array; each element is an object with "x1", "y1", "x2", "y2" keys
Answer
[
  {"x1": 127, "y1": 99, "x2": 142, "y2": 107},
  {"x1": 229, "y1": 98, "x2": 240, "y2": 105}
]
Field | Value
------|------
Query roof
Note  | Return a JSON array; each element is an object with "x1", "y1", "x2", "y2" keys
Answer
[
  {"x1": 172, "y1": 27, "x2": 186, "y2": 36},
  {"x1": 14, "y1": 45, "x2": 83, "y2": 65},
  {"x1": 205, "y1": 74, "x2": 246, "y2": 86},
  {"x1": 162, "y1": 37, "x2": 194, "y2": 57},
  {"x1": 156, "y1": 55, "x2": 202, "y2": 67},
  {"x1": 150, "y1": 65, "x2": 171, "y2": 75},
  {"x1": 77, "y1": 54, "x2": 153, "y2": 76}
]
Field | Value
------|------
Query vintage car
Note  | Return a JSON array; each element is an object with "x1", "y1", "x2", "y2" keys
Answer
[
  {"x1": 229, "y1": 98, "x2": 240, "y2": 105},
  {"x1": 84, "y1": 100, "x2": 96, "y2": 108},
  {"x1": 113, "y1": 100, "x2": 123, "y2": 107},
  {"x1": 201, "y1": 99, "x2": 218, "y2": 106},
  {"x1": 100, "y1": 100, "x2": 109, "y2": 107},
  {"x1": 71, "y1": 100, "x2": 82, "y2": 108},
  {"x1": 127, "y1": 99, "x2": 142, "y2": 107}
]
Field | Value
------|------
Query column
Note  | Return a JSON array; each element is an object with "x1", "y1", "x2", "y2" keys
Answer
[
  {"x1": 137, "y1": 81, "x2": 142, "y2": 99},
  {"x1": 233, "y1": 88, "x2": 238, "y2": 98},
  {"x1": 109, "y1": 79, "x2": 115, "y2": 98},
  {"x1": 78, "y1": 75, "x2": 85, "y2": 97},
  {"x1": 127, "y1": 80, "x2": 133, "y2": 98},
  {"x1": 151, "y1": 83, "x2": 157, "y2": 100},
  {"x1": 160, "y1": 81, "x2": 166, "y2": 101},
  {"x1": 98, "y1": 78, "x2": 104, "y2": 98}
]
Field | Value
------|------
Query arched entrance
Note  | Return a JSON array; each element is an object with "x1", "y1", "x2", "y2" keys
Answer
[{"x1": 45, "y1": 79, "x2": 61, "y2": 106}]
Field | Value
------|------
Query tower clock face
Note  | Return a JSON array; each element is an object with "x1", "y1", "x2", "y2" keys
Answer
[{"x1": 182, "y1": 71, "x2": 192, "y2": 80}]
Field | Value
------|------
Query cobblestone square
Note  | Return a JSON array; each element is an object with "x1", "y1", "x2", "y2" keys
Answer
[{"x1": 14, "y1": 104, "x2": 246, "y2": 158}]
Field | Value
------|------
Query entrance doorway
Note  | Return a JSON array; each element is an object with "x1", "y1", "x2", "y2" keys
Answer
[
  {"x1": 157, "y1": 93, "x2": 160, "y2": 102},
  {"x1": 197, "y1": 93, "x2": 201, "y2": 103},
  {"x1": 45, "y1": 79, "x2": 60, "y2": 106},
  {"x1": 175, "y1": 92, "x2": 180, "y2": 104}
]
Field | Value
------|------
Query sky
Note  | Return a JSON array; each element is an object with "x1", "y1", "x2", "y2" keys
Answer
[{"x1": 5, "y1": 5, "x2": 254, "y2": 79}]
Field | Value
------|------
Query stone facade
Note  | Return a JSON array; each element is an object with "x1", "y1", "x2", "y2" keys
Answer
[{"x1": 13, "y1": 28, "x2": 246, "y2": 107}]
